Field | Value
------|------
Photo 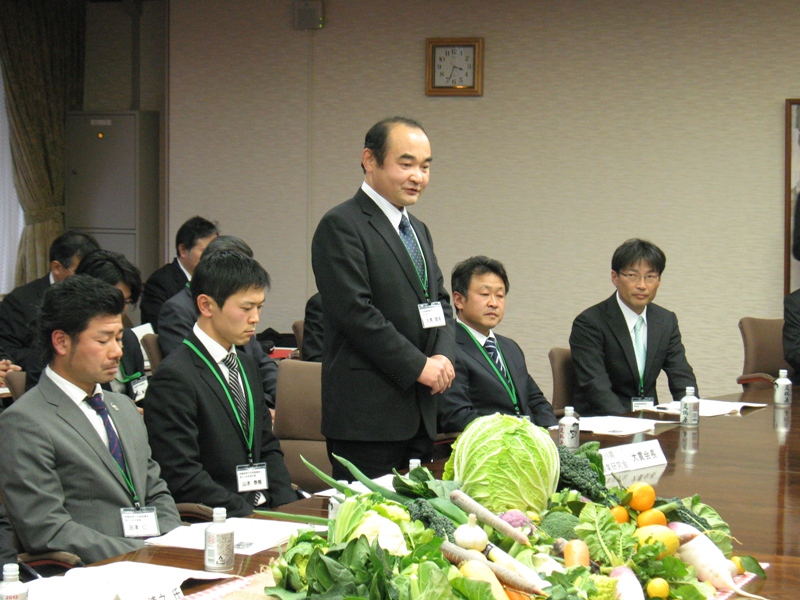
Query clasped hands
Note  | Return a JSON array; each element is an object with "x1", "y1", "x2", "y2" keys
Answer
[{"x1": 417, "y1": 354, "x2": 455, "y2": 395}]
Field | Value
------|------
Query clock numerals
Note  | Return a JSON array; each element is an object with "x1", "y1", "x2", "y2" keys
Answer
[{"x1": 426, "y1": 38, "x2": 483, "y2": 96}]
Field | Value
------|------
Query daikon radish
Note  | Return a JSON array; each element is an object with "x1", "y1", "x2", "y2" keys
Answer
[{"x1": 609, "y1": 566, "x2": 645, "y2": 600}]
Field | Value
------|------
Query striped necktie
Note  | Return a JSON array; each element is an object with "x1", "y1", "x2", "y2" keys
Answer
[
  {"x1": 399, "y1": 214, "x2": 425, "y2": 280},
  {"x1": 484, "y1": 337, "x2": 508, "y2": 380},
  {"x1": 633, "y1": 315, "x2": 646, "y2": 378},
  {"x1": 85, "y1": 393, "x2": 126, "y2": 470},
  {"x1": 223, "y1": 352, "x2": 249, "y2": 435}
]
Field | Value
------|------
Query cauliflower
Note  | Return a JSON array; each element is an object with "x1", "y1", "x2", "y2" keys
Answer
[
  {"x1": 350, "y1": 511, "x2": 410, "y2": 556},
  {"x1": 587, "y1": 574, "x2": 617, "y2": 600}
]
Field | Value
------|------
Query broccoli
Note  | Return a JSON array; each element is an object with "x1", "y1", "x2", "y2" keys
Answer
[
  {"x1": 587, "y1": 574, "x2": 617, "y2": 600},
  {"x1": 406, "y1": 498, "x2": 456, "y2": 543},
  {"x1": 556, "y1": 445, "x2": 612, "y2": 506},
  {"x1": 539, "y1": 510, "x2": 581, "y2": 540},
  {"x1": 656, "y1": 496, "x2": 713, "y2": 531}
]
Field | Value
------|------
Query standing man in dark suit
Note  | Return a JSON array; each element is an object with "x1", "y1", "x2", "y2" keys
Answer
[
  {"x1": 0, "y1": 275, "x2": 181, "y2": 563},
  {"x1": 157, "y1": 235, "x2": 278, "y2": 409},
  {"x1": 438, "y1": 256, "x2": 558, "y2": 434},
  {"x1": 311, "y1": 117, "x2": 456, "y2": 480},
  {"x1": 144, "y1": 250, "x2": 296, "y2": 517},
  {"x1": 140, "y1": 215, "x2": 218, "y2": 331},
  {"x1": 301, "y1": 292, "x2": 323, "y2": 362},
  {"x1": 782, "y1": 287, "x2": 800, "y2": 373},
  {"x1": 0, "y1": 231, "x2": 99, "y2": 371},
  {"x1": 569, "y1": 239, "x2": 697, "y2": 416}
]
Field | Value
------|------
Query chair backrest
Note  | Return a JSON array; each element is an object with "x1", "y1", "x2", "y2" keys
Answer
[
  {"x1": 141, "y1": 333, "x2": 163, "y2": 371},
  {"x1": 272, "y1": 359, "x2": 331, "y2": 492},
  {"x1": 737, "y1": 317, "x2": 793, "y2": 389},
  {"x1": 548, "y1": 347, "x2": 574, "y2": 417},
  {"x1": 292, "y1": 320, "x2": 304, "y2": 353},
  {"x1": 5, "y1": 371, "x2": 26, "y2": 402}
]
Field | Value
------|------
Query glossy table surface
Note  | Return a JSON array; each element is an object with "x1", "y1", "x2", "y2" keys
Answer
[{"x1": 100, "y1": 387, "x2": 800, "y2": 598}]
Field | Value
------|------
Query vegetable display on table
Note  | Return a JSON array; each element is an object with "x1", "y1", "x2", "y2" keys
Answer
[{"x1": 262, "y1": 414, "x2": 769, "y2": 600}]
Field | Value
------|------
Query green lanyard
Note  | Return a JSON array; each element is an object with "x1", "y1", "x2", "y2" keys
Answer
[
  {"x1": 459, "y1": 323, "x2": 520, "y2": 414},
  {"x1": 117, "y1": 362, "x2": 142, "y2": 383},
  {"x1": 183, "y1": 339, "x2": 256, "y2": 459},
  {"x1": 400, "y1": 222, "x2": 430, "y2": 300},
  {"x1": 116, "y1": 460, "x2": 140, "y2": 507}
]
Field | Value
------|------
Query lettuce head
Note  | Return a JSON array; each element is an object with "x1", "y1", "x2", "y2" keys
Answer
[{"x1": 443, "y1": 413, "x2": 560, "y2": 514}]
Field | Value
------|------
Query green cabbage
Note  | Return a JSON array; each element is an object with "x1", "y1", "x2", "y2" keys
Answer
[{"x1": 443, "y1": 413, "x2": 560, "y2": 514}]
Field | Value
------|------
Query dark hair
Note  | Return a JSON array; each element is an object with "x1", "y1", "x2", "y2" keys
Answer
[
  {"x1": 451, "y1": 256, "x2": 510, "y2": 298},
  {"x1": 611, "y1": 238, "x2": 666, "y2": 275},
  {"x1": 362, "y1": 116, "x2": 426, "y2": 173},
  {"x1": 191, "y1": 250, "x2": 270, "y2": 312},
  {"x1": 38, "y1": 275, "x2": 125, "y2": 365},
  {"x1": 175, "y1": 216, "x2": 219, "y2": 255},
  {"x1": 49, "y1": 231, "x2": 100, "y2": 269},
  {"x1": 200, "y1": 235, "x2": 254, "y2": 261},
  {"x1": 75, "y1": 249, "x2": 142, "y2": 305}
]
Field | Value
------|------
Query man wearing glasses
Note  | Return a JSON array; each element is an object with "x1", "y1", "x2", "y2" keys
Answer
[{"x1": 570, "y1": 238, "x2": 697, "y2": 416}]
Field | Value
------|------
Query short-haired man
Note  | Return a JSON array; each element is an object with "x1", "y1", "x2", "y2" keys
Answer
[
  {"x1": 0, "y1": 230, "x2": 99, "y2": 370},
  {"x1": 0, "y1": 276, "x2": 181, "y2": 563},
  {"x1": 140, "y1": 215, "x2": 218, "y2": 331},
  {"x1": 311, "y1": 117, "x2": 455, "y2": 480},
  {"x1": 782, "y1": 288, "x2": 800, "y2": 374},
  {"x1": 438, "y1": 257, "x2": 558, "y2": 433},
  {"x1": 144, "y1": 251, "x2": 296, "y2": 516},
  {"x1": 569, "y1": 239, "x2": 698, "y2": 416},
  {"x1": 157, "y1": 236, "x2": 279, "y2": 408}
]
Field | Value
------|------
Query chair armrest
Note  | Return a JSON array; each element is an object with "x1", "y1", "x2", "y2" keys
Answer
[
  {"x1": 19, "y1": 550, "x2": 84, "y2": 571},
  {"x1": 175, "y1": 502, "x2": 213, "y2": 523},
  {"x1": 736, "y1": 372, "x2": 776, "y2": 386}
]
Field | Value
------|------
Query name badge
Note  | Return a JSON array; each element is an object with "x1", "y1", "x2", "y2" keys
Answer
[
  {"x1": 631, "y1": 397, "x2": 655, "y2": 411},
  {"x1": 237, "y1": 462, "x2": 268, "y2": 492},
  {"x1": 120, "y1": 507, "x2": 160, "y2": 538},
  {"x1": 418, "y1": 302, "x2": 446, "y2": 329},
  {"x1": 131, "y1": 376, "x2": 149, "y2": 402}
]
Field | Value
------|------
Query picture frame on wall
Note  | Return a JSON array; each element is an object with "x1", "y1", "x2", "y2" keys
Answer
[{"x1": 785, "y1": 99, "x2": 800, "y2": 294}]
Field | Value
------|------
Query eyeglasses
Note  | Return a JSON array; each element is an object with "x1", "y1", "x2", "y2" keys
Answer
[{"x1": 617, "y1": 271, "x2": 660, "y2": 284}]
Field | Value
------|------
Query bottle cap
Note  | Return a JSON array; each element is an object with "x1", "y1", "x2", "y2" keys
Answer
[
  {"x1": 685, "y1": 386, "x2": 695, "y2": 396},
  {"x1": 564, "y1": 406, "x2": 575, "y2": 416},
  {"x1": 408, "y1": 458, "x2": 421, "y2": 470},
  {"x1": 3, "y1": 563, "x2": 19, "y2": 580},
  {"x1": 779, "y1": 369, "x2": 788, "y2": 378},
  {"x1": 212, "y1": 507, "x2": 227, "y2": 522}
]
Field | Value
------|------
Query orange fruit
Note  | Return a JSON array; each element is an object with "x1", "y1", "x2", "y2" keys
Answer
[
  {"x1": 637, "y1": 508, "x2": 667, "y2": 527},
  {"x1": 627, "y1": 482, "x2": 656, "y2": 512},
  {"x1": 610, "y1": 505, "x2": 630, "y2": 524}
]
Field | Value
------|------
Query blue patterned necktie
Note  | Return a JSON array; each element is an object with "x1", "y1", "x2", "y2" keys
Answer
[
  {"x1": 85, "y1": 393, "x2": 125, "y2": 470},
  {"x1": 484, "y1": 337, "x2": 508, "y2": 380},
  {"x1": 633, "y1": 315, "x2": 646, "y2": 378},
  {"x1": 223, "y1": 352, "x2": 249, "y2": 435},
  {"x1": 399, "y1": 214, "x2": 425, "y2": 280}
]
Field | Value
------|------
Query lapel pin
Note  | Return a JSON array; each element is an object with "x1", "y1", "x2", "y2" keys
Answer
[{"x1": 110, "y1": 402, "x2": 119, "y2": 411}]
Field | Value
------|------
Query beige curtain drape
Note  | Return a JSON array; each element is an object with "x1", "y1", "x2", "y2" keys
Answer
[{"x1": 0, "y1": 0, "x2": 86, "y2": 285}]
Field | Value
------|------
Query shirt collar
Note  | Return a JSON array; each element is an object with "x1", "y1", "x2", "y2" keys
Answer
[
  {"x1": 192, "y1": 322, "x2": 234, "y2": 365},
  {"x1": 615, "y1": 291, "x2": 648, "y2": 333},
  {"x1": 48, "y1": 272, "x2": 55, "y2": 285},
  {"x1": 44, "y1": 365, "x2": 103, "y2": 407},
  {"x1": 361, "y1": 181, "x2": 407, "y2": 231},
  {"x1": 457, "y1": 317, "x2": 493, "y2": 346},
  {"x1": 176, "y1": 258, "x2": 193, "y2": 282}
]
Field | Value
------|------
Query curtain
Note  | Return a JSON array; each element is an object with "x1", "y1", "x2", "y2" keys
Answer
[
  {"x1": 0, "y1": 66, "x2": 24, "y2": 294},
  {"x1": 0, "y1": 0, "x2": 86, "y2": 285}
]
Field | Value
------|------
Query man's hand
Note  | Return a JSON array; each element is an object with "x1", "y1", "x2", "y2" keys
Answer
[
  {"x1": 417, "y1": 354, "x2": 455, "y2": 394},
  {"x1": 0, "y1": 359, "x2": 21, "y2": 388}
]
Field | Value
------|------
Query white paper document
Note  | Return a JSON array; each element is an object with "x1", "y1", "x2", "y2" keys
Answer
[
  {"x1": 578, "y1": 416, "x2": 678, "y2": 436},
  {"x1": 314, "y1": 473, "x2": 396, "y2": 497},
  {"x1": 130, "y1": 323, "x2": 155, "y2": 370},
  {"x1": 648, "y1": 398, "x2": 767, "y2": 417},
  {"x1": 147, "y1": 517, "x2": 319, "y2": 555},
  {"x1": 25, "y1": 561, "x2": 233, "y2": 600}
]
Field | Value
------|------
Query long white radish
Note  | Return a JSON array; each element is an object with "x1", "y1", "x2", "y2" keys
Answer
[
  {"x1": 609, "y1": 566, "x2": 645, "y2": 600},
  {"x1": 450, "y1": 490, "x2": 531, "y2": 547},
  {"x1": 676, "y1": 534, "x2": 768, "y2": 600}
]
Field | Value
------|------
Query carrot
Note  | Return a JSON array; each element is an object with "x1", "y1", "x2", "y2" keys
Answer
[
  {"x1": 449, "y1": 490, "x2": 531, "y2": 547},
  {"x1": 562, "y1": 539, "x2": 590, "y2": 567}
]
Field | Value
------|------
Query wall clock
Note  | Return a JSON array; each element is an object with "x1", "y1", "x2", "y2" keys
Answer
[{"x1": 425, "y1": 37, "x2": 484, "y2": 96}]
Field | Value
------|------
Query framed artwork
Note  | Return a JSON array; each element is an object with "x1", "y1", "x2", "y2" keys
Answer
[{"x1": 786, "y1": 99, "x2": 800, "y2": 294}]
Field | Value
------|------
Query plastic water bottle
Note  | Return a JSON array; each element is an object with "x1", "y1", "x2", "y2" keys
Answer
[
  {"x1": 558, "y1": 406, "x2": 580, "y2": 451},
  {"x1": 774, "y1": 370, "x2": 792, "y2": 405},
  {"x1": 204, "y1": 507, "x2": 234, "y2": 572},
  {"x1": 0, "y1": 564, "x2": 27, "y2": 600},
  {"x1": 680, "y1": 387, "x2": 699, "y2": 428},
  {"x1": 408, "y1": 458, "x2": 421, "y2": 471}
]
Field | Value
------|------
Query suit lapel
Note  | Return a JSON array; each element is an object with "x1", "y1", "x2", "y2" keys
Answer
[
  {"x1": 604, "y1": 295, "x2": 640, "y2": 385},
  {"x1": 42, "y1": 375, "x2": 129, "y2": 490},
  {"x1": 644, "y1": 306, "x2": 664, "y2": 382}
]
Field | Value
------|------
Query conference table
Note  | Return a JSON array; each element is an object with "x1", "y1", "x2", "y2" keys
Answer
[{"x1": 99, "y1": 386, "x2": 800, "y2": 599}]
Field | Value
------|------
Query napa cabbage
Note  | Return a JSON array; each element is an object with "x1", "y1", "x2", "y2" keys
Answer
[{"x1": 443, "y1": 413, "x2": 560, "y2": 514}]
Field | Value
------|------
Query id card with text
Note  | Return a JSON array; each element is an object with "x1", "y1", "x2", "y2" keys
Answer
[
  {"x1": 418, "y1": 302, "x2": 446, "y2": 329},
  {"x1": 121, "y1": 507, "x2": 160, "y2": 538},
  {"x1": 237, "y1": 462, "x2": 268, "y2": 492}
]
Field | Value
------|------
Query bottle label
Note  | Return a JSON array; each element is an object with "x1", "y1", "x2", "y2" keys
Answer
[
  {"x1": 205, "y1": 530, "x2": 235, "y2": 572},
  {"x1": 680, "y1": 399, "x2": 699, "y2": 427},
  {"x1": 558, "y1": 419, "x2": 580, "y2": 449},
  {"x1": 774, "y1": 381, "x2": 791, "y2": 405}
]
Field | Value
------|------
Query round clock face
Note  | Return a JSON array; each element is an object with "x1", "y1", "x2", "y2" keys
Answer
[{"x1": 433, "y1": 46, "x2": 475, "y2": 88}]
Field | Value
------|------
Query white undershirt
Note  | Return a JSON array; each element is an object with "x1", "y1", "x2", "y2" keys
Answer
[
  {"x1": 176, "y1": 259, "x2": 192, "y2": 282},
  {"x1": 616, "y1": 292, "x2": 648, "y2": 352},
  {"x1": 45, "y1": 365, "x2": 114, "y2": 445},
  {"x1": 192, "y1": 323, "x2": 243, "y2": 391}
]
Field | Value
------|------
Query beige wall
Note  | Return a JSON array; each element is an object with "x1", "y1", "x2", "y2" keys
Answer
[{"x1": 87, "y1": 0, "x2": 800, "y2": 399}]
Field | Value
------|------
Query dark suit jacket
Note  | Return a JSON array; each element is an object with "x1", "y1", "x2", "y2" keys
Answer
[
  {"x1": 311, "y1": 188, "x2": 455, "y2": 442},
  {"x1": 783, "y1": 288, "x2": 800, "y2": 373},
  {"x1": 302, "y1": 292, "x2": 323, "y2": 362},
  {"x1": 143, "y1": 331, "x2": 296, "y2": 517},
  {"x1": 438, "y1": 325, "x2": 558, "y2": 433},
  {"x1": 140, "y1": 258, "x2": 188, "y2": 332},
  {"x1": 0, "y1": 275, "x2": 50, "y2": 370},
  {"x1": 569, "y1": 293, "x2": 697, "y2": 416},
  {"x1": 157, "y1": 287, "x2": 278, "y2": 407},
  {"x1": 0, "y1": 373, "x2": 181, "y2": 563}
]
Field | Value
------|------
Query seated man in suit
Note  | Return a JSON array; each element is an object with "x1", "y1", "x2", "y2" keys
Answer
[
  {"x1": 438, "y1": 256, "x2": 558, "y2": 433},
  {"x1": 783, "y1": 287, "x2": 800, "y2": 373},
  {"x1": 0, "y1": 345, "x2": 20, "y2": 390},
  {"x1": 0, "y1": 230, "x2": 99, "y2": 371},
  {"x1": 140, "y1": 215, "x2": 218, "y2": 331},
  {"x1": 157, "y1": 235, "x2": 278, "y2": 408},
  {"x1": 144, "y1": 250, "x2": 297, "y2": 517},
  {"x1": 0, "y1": 275, "x2": 181, "y2": 563},
  {"x1": 301, "y1": 292, "x2": 323, "y2": 362},
  {"x1": 569, "y1": 238, "x2": 698, "y2": 416}
]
